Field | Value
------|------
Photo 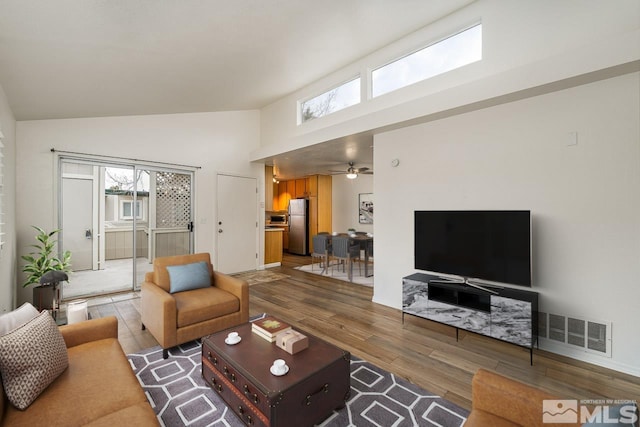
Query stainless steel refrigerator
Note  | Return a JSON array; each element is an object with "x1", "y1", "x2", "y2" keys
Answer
[{"x1": 288, "y1": 198, "x2": 309, "y2": 255}]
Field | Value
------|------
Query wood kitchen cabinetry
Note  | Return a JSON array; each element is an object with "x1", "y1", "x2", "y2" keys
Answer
[
  {"x1": 274, "y1": 180, "x2": 296, "y2": 211},
  {"x1": 295, "y1": 178, "x2": 307, "y2": 198},
  {"x1": 264, "y1": 229, "x2": 283, "y2": 264},
  {"x1": 268, "y1": 174, "x2": 331, "y2": 254},
  {"x1": 267, "y1": 224, "x2": 288, "y2": 250},
  {"x1": 306, "y1": 175, "x2": 317, "y2": 197},
  {"x1": 265, "y1": 166, "x2": 275, "y2": 211},
  {"x1": 287, "y1": 180, "x2": 295, "y2": 203},
  {"x1": 276, "y1": 181, "x2": 288, "y2": 212},
  {"x1": 272, "y1": 175, "x2": 321, "y2": 211},
  {"x1": 308, "y1": 175, "x2": 332, "y2": 254}
]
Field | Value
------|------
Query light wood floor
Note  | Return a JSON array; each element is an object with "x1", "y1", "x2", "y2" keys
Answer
[{"x1": 88, "y1": 253, "x2": 640, "y2": 411}]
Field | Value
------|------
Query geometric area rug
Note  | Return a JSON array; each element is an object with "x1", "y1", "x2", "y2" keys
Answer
[{"x1": 127, "y1": 342, "x2": 468, "y2": 427}]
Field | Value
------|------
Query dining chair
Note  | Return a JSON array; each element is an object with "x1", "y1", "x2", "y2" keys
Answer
[
  {"x1": 311, "y1": 234, "x2": 332, "y2": 274},
  {"x1": 331, "y1": 235, "x2": 361, "y2": 281}
]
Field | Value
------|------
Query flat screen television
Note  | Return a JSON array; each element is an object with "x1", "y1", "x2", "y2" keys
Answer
[{"x1": 414, "y1": 210, "x2": 531, "y2": 288}]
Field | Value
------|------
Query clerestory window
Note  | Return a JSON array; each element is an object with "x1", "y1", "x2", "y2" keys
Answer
[
  {"x1": 372, "y1": 24, "x2": 482, "y2": 98},
  {"x1": 300, "y1": 77, "x2": 361, "y2": 123}
]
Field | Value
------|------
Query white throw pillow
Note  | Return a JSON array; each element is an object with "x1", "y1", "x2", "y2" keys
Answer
[
  {"x1": 0, "y1": 311, "x2": 69, "y2": 410},
  {"x1": 0, "y1": 302, "x2": 39, "y2": 336}
]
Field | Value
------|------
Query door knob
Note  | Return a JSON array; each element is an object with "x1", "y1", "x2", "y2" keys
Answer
[{"x1": 218, "y1": 229, "x2": 223, "y2": 233}]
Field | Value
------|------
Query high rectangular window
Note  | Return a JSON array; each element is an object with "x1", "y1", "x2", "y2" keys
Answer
[
  {"x1": 300, "y1": 77, "x2": 360, "y2": 123},
  {"x1": 372, "y1": 24, "x2": 482, "y2": 98}
]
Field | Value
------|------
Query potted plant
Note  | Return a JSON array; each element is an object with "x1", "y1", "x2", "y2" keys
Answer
[{"x1": 21, "y1": 226, "x2": 72, "y2": 314}]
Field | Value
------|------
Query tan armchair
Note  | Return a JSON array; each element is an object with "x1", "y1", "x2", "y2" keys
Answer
[{"x1": 141, "y1": 253, "x2": 249, "y2": 358}]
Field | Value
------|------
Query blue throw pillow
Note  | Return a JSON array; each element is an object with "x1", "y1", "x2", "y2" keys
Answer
[{"x1": 167, "y1": 261, "x2": 211, "y2": 294}]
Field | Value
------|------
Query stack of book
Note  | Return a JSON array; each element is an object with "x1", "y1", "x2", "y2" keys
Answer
[{"x1": 252, "y1": 316, "x2": 292, "y2": 342}]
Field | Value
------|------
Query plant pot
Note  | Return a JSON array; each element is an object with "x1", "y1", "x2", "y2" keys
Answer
[{"x1": 32, "y1": 284, "x2": 61, "y2": 313}]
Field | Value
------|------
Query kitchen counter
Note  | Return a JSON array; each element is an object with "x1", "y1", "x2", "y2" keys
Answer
[{"x1": 266, "y1": 224, "x2": 289, "y2": 250}]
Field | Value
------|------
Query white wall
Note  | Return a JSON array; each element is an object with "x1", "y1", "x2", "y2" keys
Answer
[
  {"x1": 0, "y1": 85, "x2": 16, "y2": 313},
  {"x1": 254, "y1": 0, "x2": 639, "y2": 157},
  {"x1": 332, "y1": 174, "x2": 373, "y2": 233},
  {"x1": 250, "y1": 0, "x2": 640, "y2": 376},
  {"x1": 374, "y1": 72, "x2": 640, "y2": 375},
  {"x1": 15, "y1": 111, "x2": 261, "y2": 305}
]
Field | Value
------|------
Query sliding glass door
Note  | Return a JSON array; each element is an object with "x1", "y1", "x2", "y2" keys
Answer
[{"x1": 59, "y1": 158, "x2": 194, "y2": 299}]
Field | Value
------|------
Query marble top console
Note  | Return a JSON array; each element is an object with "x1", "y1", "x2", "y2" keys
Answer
[{"x1": 403, "y1": 273, "x2": 539, "y2": 364}]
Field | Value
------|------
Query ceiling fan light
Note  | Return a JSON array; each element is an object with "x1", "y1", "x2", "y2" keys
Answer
[{"x1": 346, "y1": 172, "x2": 358, "y2": 179}]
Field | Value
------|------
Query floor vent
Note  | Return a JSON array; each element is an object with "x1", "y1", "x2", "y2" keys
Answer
[{"x1": 538, "y1": 312, "x2": 611, "y2": 357}]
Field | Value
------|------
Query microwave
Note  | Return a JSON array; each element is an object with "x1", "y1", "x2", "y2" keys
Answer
[{"x1": 270, "y1": 215, "x2": 287, "y2": 223}]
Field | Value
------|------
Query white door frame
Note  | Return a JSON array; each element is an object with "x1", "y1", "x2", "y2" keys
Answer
[{"x1": 215, "y1": 173, "x2": 259, "y2": 273}]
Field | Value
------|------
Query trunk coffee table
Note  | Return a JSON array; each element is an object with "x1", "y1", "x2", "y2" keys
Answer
[{"x1": 201, "y1": 320, "x2": 351, "y2": 427}]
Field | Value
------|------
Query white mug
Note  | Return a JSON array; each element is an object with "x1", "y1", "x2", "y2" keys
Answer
[
  {"x1": 228, "y1": 332, "x2": 239, "y2": 341},
  {"x1": 273, "y1": 359, "x2": 286, "y2": 373}
]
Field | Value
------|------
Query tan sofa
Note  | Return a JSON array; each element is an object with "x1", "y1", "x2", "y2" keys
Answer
[
  {"x1": 0, "y1": 316, "x2": 158, "y2": 426},
  {"x1": 141, "y1": 253, "x2": 249, "y2": 358},
  {"x1": 466, "y1": 368, "x2": 582, "y2": 427}
]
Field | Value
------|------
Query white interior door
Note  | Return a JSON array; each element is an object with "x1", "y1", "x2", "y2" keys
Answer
[
  {"x1": 216, "y1": 174, "x2": 257, "y2": 273},
  {"x1": 62, "y1": 177, "x2": 95, "y2": 271}
]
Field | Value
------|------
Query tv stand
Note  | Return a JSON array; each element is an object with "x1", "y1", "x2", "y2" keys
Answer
[
  {"x1": 402, "y1": 273, "x2": 539, "y2": 364},
  {"x1": 428, "y1": 277, "x2": 501, "y2": 295}
]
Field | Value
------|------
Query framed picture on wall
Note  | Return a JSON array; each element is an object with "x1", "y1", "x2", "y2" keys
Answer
[{"x1": 359, "y1": 193, "x2": 373, "y2": 224}]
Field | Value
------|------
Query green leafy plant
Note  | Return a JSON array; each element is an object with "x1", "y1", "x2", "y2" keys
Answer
[{"x1": 21, "y1": 226, "x2": 72, "y2": 287}]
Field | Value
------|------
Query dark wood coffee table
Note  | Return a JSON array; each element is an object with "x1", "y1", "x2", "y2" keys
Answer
[{"x1": 202, "y1": 320, "x2": 350, "y2": 427}]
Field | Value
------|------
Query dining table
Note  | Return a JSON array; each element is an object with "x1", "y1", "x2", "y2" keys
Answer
[{"x1": 322, "y1": 233, "x2": 372, "y2": 278}]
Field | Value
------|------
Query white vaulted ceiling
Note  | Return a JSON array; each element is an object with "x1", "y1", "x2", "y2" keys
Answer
[{"x1": 0, "y1": 0, "x2": 473, "y2": 121}]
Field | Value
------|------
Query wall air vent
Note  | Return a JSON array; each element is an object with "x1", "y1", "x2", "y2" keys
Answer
[
  {"x1": 567, "y1": 317, "x2": 585, "y2": 347},
  {"x1": 587, "y1": 321, "x2": 608, "y2": 353},
  {"x1": 538, "y1": 311, "x2": 547, "y2": 339},
  {"x1": 549, "y1": 314, "x2": 566, "y2": 343},
  {"x1": 538, "y1": 312, "x2": 611, "y2": 357}
]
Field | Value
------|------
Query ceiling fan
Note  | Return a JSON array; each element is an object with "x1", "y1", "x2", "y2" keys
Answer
[{"x1": 329, "y1": 162, "x2": 373, "y2": 179}]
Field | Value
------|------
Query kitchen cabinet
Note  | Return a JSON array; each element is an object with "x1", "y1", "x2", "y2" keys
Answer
[
  {"x1": 264, "y1": 229, "x2": 283, "y2": 264},
  {"x1": 306, "y1": 175, "x2": 318, "y2": 197},
  {"x1": 272, "y1": 185, "x2": 279, "y2": 211},
  {"x1": 277, "y1": 181, "x2": 288, "y2": 211},
  {"x1": 267, "y1": 224, "x2": 288, "y2": 250},
  {"x1": 273, "y1": 179, "x2": 301, "y2": 211},
  {"x1": 308, "y1": 175, "x2": 332, "y2": 253},
  {"x1": 295, "y1": 178, "x2": 306, "y2": 198},
  {"x1": 274, "y1": 180, "x2": 296, "y2": 211},
  {"x1": 265, "y1": 166, "x2": 274, "y2": 211},
  {"x1": 283, "y1": 228, "x2": 289, "y2": 250},
  {"x1": 287, "y1": 180, "x2": 295, "y2": 203}
]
